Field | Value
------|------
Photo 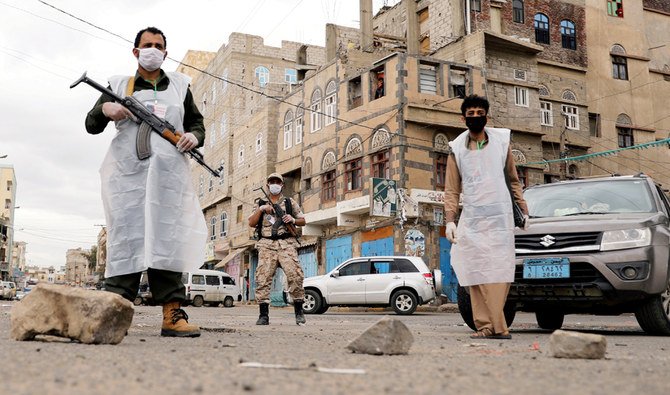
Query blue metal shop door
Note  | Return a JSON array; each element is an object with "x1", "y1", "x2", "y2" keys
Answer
[
  {"x1": 326, "y1": 235, "x2": 352, "y2": 273},
  {"x1": 439, "y1": 237, "x2": 458, "y2": 301},
  {"x1": 361, "y1": 236, "x2": 394, "y2": 257},
  {"x1": 299, "y1": 246, "x2": 318, "y2": 278}
]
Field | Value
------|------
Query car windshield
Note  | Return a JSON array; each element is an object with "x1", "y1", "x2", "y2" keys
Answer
[{"x1": 525, "y1": 179, "x2": 656, "y2": 218}]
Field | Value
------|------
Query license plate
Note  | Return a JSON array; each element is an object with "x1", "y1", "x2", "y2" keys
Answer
[{"x1": 523, "y1": 257, "x2": 570, "y2": 279}]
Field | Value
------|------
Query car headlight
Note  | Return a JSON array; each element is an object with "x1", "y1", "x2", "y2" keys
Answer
[{"x1": 601, "y1": 228, "x2": 651, "y2": 251}]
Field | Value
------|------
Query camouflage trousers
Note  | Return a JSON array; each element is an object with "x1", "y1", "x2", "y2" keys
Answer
[{"x1": 254, "y1": 238, "x2": 305, "y2": 304}]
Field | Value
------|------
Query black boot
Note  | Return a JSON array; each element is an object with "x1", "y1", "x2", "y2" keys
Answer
[
  {"x1": 256, "y1": 303, "x2": 269, "y2": 325},
  {"x1": 294, "y1": 300, "x2": 306, "y2": 325}
]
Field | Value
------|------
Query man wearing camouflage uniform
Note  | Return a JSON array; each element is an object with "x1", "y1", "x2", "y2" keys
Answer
[{"x1": 248, "y1": 173, "x2": 306, "y2": 325}]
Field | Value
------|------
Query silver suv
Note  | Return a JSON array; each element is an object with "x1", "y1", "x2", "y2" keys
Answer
[
  {"x1": 303, "y1": 256, "x2": 442, "y2": 315},
  {"x1": 459, "y1": 175, "x2": 670, "y2": 335}
]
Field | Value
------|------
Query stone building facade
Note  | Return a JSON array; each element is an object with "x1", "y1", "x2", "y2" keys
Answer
[{"x1": 65, "y1": 248, "x2": 90, "y2": 285}]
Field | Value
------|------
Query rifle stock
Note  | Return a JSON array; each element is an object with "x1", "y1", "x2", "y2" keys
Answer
[{"x1": 71, "y1": 72, "x2": 221, "y2": 178}]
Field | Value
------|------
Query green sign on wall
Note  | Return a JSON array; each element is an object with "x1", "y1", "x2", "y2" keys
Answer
[{"x1": 370, "y1": 178, "x2": 397, "y2": 217}]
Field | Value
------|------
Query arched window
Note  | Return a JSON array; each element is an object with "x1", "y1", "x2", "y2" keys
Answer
[
  {"x1": 295, "y1": 106, "x2": 304, "y2": 144},
  {"x1": 324, "y1": 81, "x2": 337, "y2": 126},
  {"x1": 310, "y1": 88, "x2": 322, "y2": 132},
  {"x1": 617, "y1": 114, "x2": 633, "y2": 148},
  {"x1": 283, "y1": 110, "x2": 293, "y2": 150},
  {"x1": 256, "y1": 132, "x2": 263, "y2": 153},
  {"x1": 322, "y1": 151, "x2": 336, "y2": 170},
  {"x1": 562, "y1": 90, "x2": 576, "y2": 102},
  {"x1": 538, "y1": 85, "x2": 549, "y2": 97},
  {"x1": 255, "y1": 66, "x2": 269, "y2": 87},
  {"x1": 513, "y1": 0, "x2": 524, "y2": 23},
  {"x1": 222, "y1": 68, "x2": 229, "y2": 92},
  {"x1": 210, "y1": 216, "x2": 217, "y2": 241},
  {"x1": 611, "y1": 45, "x2": 628, "y2": 80},
  {"x1": 238, "y1": 144, "x2": 245, "y2": 164},
  {"x1": 220, "y1": 113, "x2": 227, "y2": 139},
  {"x1": 434, "y1": 133, "x2": 449, "y2": 151},
  {"x1": 371, "y1": 128, "x2": 391, "y2": 150},
  {"x1": 561, "y1": 20, "x2": 576, "y2": 50},
  {"x1": 345, "y1": 137, "x2": 363, "y2": 159},
  {"x1": 220, "y1": 212, "x2": 228, "y2": 237},
  {"x1": 534, "y1": 14, "x2": 550, "y2": 44}
]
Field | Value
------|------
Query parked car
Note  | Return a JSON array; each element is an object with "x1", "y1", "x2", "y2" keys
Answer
[
  {"x1": 302, "y1": 256, "x2": 442, "y2": 315},
  {"x1": 457, "y1": 174, "x2": 670, "y2": 335},
  {"x1": 15, "y1": 290, "x2": 26, "y2": 301},
  {"x1": 1, "y1": 281, "x2": 17, "y2": 300},
  {"x1": 181, "y1": 269, "x2": 241, "y2": 307}
]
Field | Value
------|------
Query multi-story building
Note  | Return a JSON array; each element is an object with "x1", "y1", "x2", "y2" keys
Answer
[
  {"x1": 65, "y1": 247, "x2": 90, "y2": 285},
  {"x1": 583, "y1": 0, "x2": 670, "y2": 184},
  {"x1": 187, "y1": 33, "x2": 325, "y2": 288},
  {"x1": 95, "y1": 226, "x2": 107, "y2": 281},
  {"x1": 0, "y1": 164, "x2": 17, "y2": 281}
]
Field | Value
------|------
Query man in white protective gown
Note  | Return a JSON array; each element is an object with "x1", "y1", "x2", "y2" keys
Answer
[
  {"x1": 85, "y1": 27, "x2": 207, "y2": 337},
  {"x1": 443, "y1": 95, "x2": 529, "y2": 340}
]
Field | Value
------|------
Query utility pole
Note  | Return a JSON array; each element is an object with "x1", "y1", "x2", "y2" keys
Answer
[{"x1": 559, "y1": 113, "x2": 569, "y2": 180}]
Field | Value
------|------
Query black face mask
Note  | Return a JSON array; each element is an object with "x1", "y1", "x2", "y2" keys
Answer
[{"x1": 465, "y1": 116, "x2": 487, "y2": 133}]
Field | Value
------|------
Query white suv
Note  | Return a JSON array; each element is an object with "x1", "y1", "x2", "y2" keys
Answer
[{"x1": 302, "y1": 256, "x2": 442, "y2": 315}]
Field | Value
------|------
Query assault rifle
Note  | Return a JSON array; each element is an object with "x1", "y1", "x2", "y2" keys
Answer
[
  {"x1": 254, "y1": 186, "x2": 301, "y2": 245},
  {"x1": 70, "y1": 72, "x2": 221, "y2": 178}
]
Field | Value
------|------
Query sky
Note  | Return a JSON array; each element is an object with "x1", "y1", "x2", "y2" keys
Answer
[{"x1": 0, "y1": 0, "x2": 394, "y2": 269}]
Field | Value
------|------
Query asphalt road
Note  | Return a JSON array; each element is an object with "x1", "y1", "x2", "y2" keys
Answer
[{"x1": 2, "y1": 301, "x2": 670, "y2": 395}]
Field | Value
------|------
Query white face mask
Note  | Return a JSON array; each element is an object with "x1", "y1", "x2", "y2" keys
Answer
[
  {"x1": 137, "y1": 47, "x2": 165, "y2": 71},
  {"x1": 269, "y1": 184, "x2": 283, "y2": 195}
]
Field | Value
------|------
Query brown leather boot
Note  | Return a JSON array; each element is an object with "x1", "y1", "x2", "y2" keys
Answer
[{"x1": 161, "y1": 301, "x2": 200, "y2": 337}]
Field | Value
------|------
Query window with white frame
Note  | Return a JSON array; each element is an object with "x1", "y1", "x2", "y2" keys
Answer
[
  {"x1": 283, "y1": 111, "x2": 293, "y2": 150},
  {"x1": 562, "y1": 105, "x2": 579, "y2": 130},
  {"x1": 515, "y1": 86, "x2": 529, "y2": 107},
  {"x1": 220, "y1": 212, "x2": 228, "y2": 237},
  {"x1": 310, "y1": 89, "x2": 322, "y2": 132},
  {"x1": 295, "y1": 107, "x2": 303, "y2": 144},
  {"x1": 255, "y1": 66, "x2": 269, "y2": 87},
  {"x1": 238, "y1": 144, "x2": 245, "y2": 164},
  {"x1": 209, "y1": 123, "x2": 216, "y2": 147},
  {"x1": 210, "y1": 217, "x2": 217, "y2": 240},
  {"x1": 222, "y1": 68, "x2": 229, "y2": 92},
  {"x1": 285, "y1": 68, "x2": 297, "y2": 84},
  {"x1": 540, "y1": 101, "x2": 553, "y2": 126},
  {"x1": 198, "y1": 174, "x2": 204, "y2": 197},
  {"x1": 325, "y1": 81, "x2": 336, "y2": 126},
  {"x1": 256, "y1": 133, "x2": 263, "y2": 153},
  {"x1": 208, "y1": 176, "x2": 213, "y2": 192},
  {"x1": 220, "y1": 113, "x2": 227, "y2": 139},
  {"x1": 211, "y1": 83, "x2": 217, "y2": 105},
  {"x1": 218, "y1": 160, "x2": 225, "y2": 185},
  {"x1": 419, "y1": 62, "x2": 438, "y2": 95}
]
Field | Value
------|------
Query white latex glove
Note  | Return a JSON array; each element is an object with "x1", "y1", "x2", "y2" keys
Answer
[
  {"x1": 522, "y1": 214, "x2": 530, "y2": 230},
  {"x1": 446, "y1": 222, "x2": 457, "y2": 244},
  {"x1": 176, "y1": 132, "x2": 199, "y2": 152},
  {"x1": 102, "y1": 102, "x2": 134, "y2": 121}
]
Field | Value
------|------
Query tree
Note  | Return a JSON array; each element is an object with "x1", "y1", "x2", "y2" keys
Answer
[{"x1": 85, "y1": 245, "x2": 97, "y2": 272}]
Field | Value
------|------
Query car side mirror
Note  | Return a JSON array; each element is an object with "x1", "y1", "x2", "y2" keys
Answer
[{"x1": 330, "y1": 270, "x2": 340, "y2": 278}]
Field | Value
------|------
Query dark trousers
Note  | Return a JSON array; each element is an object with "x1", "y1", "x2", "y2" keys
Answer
[{"x1": 104, "y1": 268, "x2": 185, "y2": 304}]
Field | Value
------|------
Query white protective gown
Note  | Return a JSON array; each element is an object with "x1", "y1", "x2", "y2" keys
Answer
[
  {"x1": 449, "y1": 127, "x2": 516, "y2": 286},
  {"x1": 101, "y1": 72, "x2": 207, "y2": 278}
]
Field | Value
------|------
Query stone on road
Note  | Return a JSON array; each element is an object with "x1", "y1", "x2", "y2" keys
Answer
[
  {"x1": 10, "y1": 283, "x2": 134, "y2": 344},
  {"x1": 549, "y1": 329, "x2": 607, "y2": 359},
  {"x1": 346, "y1": 316, "x2": 413, "y2": 355}
]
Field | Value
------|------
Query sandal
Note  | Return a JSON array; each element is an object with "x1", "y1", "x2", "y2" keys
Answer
[
  {"x1": 470, "y1": 330, "x2": 492, "y2": 339},
  {"x1": 484, "y1": 333, "x2": 512, "y2": 340}
]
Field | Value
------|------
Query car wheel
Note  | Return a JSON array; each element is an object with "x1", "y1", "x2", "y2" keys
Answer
[
  {"x1": 535, "y1": 311, "x2": 565, "y2": 330},
  {"x1": 303, "y1": 289, "x2": 322, "y2": 314},
  {"x1": 391, "y1": 290, "x2": 418, "y2": 315},
  {"x1": 457, "y1": 285, "x2": 516, "y2": 331},
  {"x1": 223, "y1": 296, "x2": 234, "y2": 308},
  {"x1": 192, "y1": 295, "x2": 204, "y2": 307},
  {"x1": 133, "y1": 297, "x2": 143, "y2": 306},
  {"x1": 635, "y1": 283, "x2": 670, "y2": 336}
]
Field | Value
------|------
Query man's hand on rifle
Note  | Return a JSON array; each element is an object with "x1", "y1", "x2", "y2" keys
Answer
[
  {"x1": 282, "y1": 214, "x2": 296, "y2": 224},
  {"x1": 259, "y1": 204, "x2": 274, "y2": 214},
  {"x1": 102, "y1": 102, "x2": 135, "y2": 121},
  {"x1": 176, "y1": 132, "x2": 198, "y2": 152}
]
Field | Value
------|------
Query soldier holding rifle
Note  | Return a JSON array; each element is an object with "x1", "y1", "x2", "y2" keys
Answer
[
  {"x1": 83, "y1": 26, "x2": 207, "y2": 337},
  {"x1": 248, "y1": 173, "x2": 307, "y2": 325}
]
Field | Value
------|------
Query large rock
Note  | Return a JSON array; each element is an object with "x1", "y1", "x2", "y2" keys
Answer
[
  {"x1": 346, "y1": 316, "x2": 414, "y2": 355},
  {"x1": 11, "y1": 283, "x2": 134, "y2": 344},
  {"x1": 549, "y1": 329, "x2": 607, "y2": 359}
]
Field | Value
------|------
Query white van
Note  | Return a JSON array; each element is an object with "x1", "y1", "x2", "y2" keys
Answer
[{"x1": 181, "y1": 269, "x2": 241, "y2": 307}]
